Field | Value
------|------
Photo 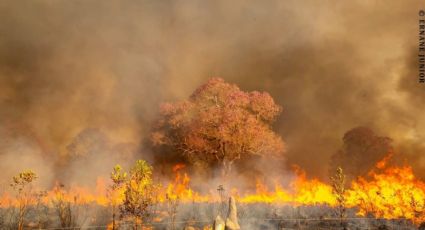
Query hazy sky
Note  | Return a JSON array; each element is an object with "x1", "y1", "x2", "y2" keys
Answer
[{"x1": 1, "y1": 0, "x2": 425, "y2": 184}]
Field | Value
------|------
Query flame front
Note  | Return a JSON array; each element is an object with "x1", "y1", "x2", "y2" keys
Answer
[
  {"x1": 346, "y1": 165, "x2": 425, "y2": 223},
  {"x1": 237, "y1": 167, "x2": 335, "y2": 205},
  {"x1": 2, "y1": 155, "x2": 425, "y2": 224}
]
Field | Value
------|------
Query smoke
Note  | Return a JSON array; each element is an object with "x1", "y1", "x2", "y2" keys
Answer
[
  {"x1": 61, "y1": 128, "x2": 139, "y2": 187},
  {"x1": 0, "y1": 124, "x2": 55, "y2": 189},
  {"x1": 1, "y1": 0, "x2": 425, "y2": 189}
]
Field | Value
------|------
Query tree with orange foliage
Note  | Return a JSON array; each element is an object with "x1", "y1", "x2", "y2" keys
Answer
[{"x1": 152, "y1": 78, "x2": 284, "y2": 176}]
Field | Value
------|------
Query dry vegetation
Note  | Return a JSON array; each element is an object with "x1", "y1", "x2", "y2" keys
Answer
[{"x1": 0, "y1": 164, "x2": 422, "y2": 230}]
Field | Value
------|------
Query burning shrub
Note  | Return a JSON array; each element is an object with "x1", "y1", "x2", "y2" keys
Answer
[
  {"x1": 109, "y1": 165, "x2": 127, "y2": 230},
  {"x1": 116, "y1": 160, "x2": 160, "y2": 229}
]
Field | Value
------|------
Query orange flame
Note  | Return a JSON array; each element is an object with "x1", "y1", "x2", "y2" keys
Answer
[
  {"x1": 346, "y1": 163, "x2": 425, "y2": 223},
  {"x1": 2, "y1": 155, "x2": 425, "y2": 225}
]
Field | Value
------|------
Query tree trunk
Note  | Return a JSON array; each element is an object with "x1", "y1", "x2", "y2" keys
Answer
[
  {"x1": 112, "y1": 204, "x2": 116, "y2": 230},
  {"x1": 227, "y1": 161, "x2": 233, "y2": 174},
  {"x1": 221, "y1": 160, "x2": 234, "y2": 178},
  {"x1": 18, "y1": 203, "x2": 24, "y2": 230},
  {"x1": 221, "y1": 161, "x2": 227, "y2": 178}
]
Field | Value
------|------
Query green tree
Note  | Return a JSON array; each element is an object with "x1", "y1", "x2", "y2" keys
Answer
[
  {"x1": 110, "y1": 165, "x2": 127, "y2": 230},
  {"x1": 119, "y1": 160, "x2": 159, "y2": 229},
  {"x1": 10, "y1": 170, "x2": 37, "y2": 230}
]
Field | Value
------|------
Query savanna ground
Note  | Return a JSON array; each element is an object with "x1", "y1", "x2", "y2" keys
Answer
[{"x1": 0, "y1": 201, "x2": 421, "y2": 229}]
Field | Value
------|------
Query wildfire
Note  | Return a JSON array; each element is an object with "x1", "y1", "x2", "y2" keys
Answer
[
  {"x1": 2, "y1": 155, "x2": 425, "y2": 224},
  {"x1": 43, "y1": 178, "x2": 109, "y2": 206},
  {"x1": 346, "y1": 158, "x2": 425, "y2": 223},
  {"x1": 237, "y1": 167, "x2": 335, "y2": 205},
  {"x1": 160, "y1": 163, "x2": 212, "y2": 203}
]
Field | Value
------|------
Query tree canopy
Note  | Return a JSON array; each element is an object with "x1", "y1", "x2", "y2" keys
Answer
[
  {"x1": 329, "y1": 127, "x2": 393, "y2": 181},
  {"x1": 119, "y1": 160, "x2": 159, "y2": 227},
  {"x1": 152, "y1": 78, "x2": 284, "y2": 174}
]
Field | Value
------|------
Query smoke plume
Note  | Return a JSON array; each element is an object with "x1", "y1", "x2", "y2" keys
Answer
[{"x1": 0, "y1": 0, "x2": 425, "y2": 189}]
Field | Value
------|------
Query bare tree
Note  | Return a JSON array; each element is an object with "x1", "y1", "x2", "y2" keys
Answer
[
  {"x1": 217, "y1": 185, "x2": 227, "y2": 217},
  {"x1": 165, "y1": 193, "x2": 179, "y2": 230},
  {"x1": 35, "y1": 190, "x2": 48, "y2": 229},
  {"x1": 330, "y1": 167, "x2": 346, "y2": 229},
  {"x1": 52, "y1": 184, "x2": 74, "y2": 228}
]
